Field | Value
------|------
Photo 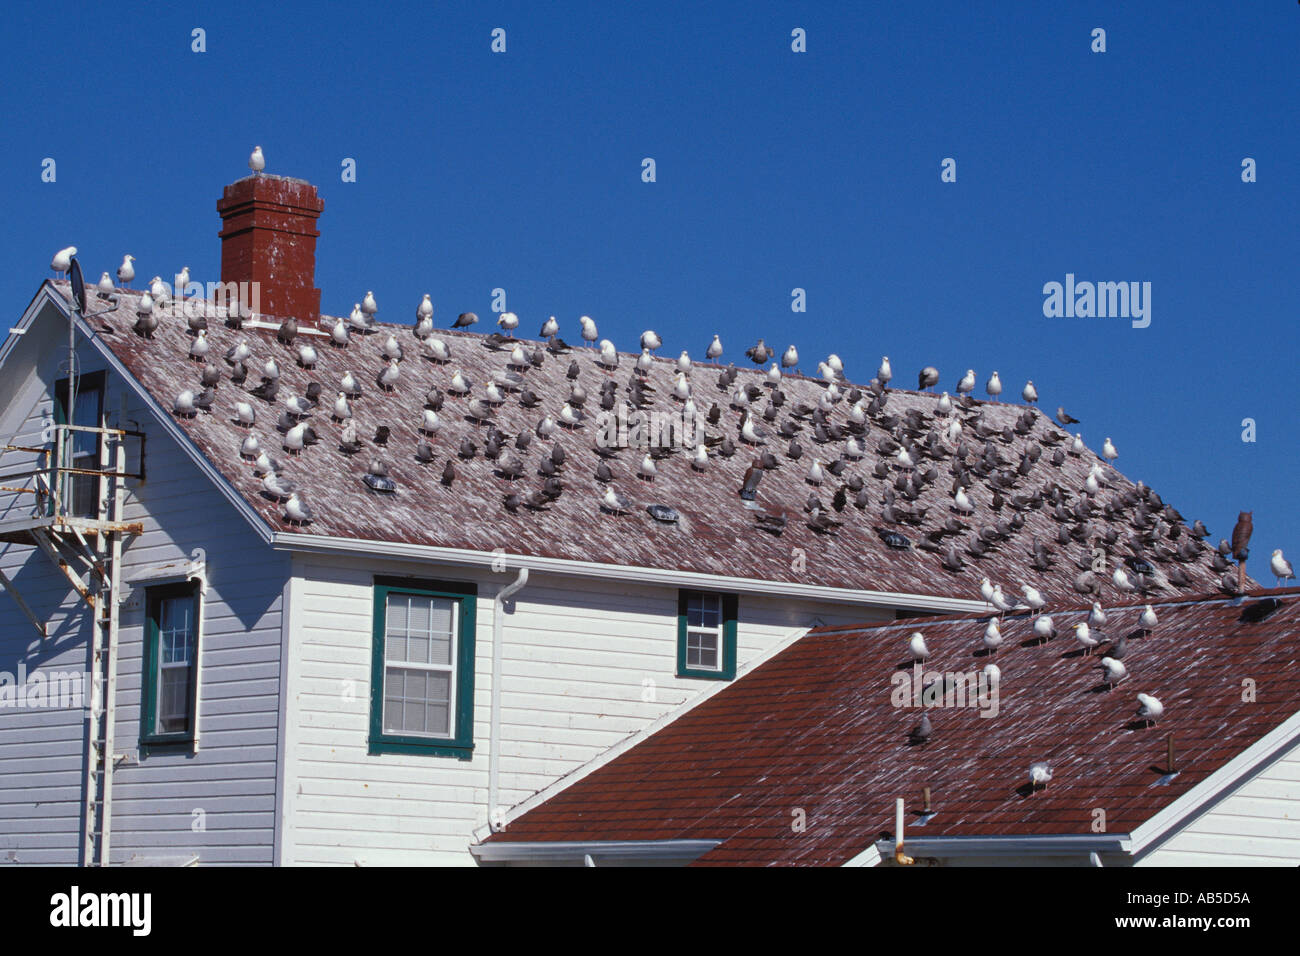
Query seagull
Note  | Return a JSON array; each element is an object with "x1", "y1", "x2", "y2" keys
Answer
[
  {"x1": 1056, "y1": 406, "x2": 1080, "y2": 425},
  {"x1": 283, "y1": 422, "x2": 307, "y2": 454},
  {"x1": 706, "y1": 335, "x2": 723, "y2": 361},
  {"x1": 1139, "y1": 604, "x2": 1158, "y2": 634},
  {"x1": 640, "y1": 330, "x2": 662, "y2": 352},
  {"x1": 909, "y1": 632, "x2": 931, "y2": 662},
  {"x1": 340, "y1": 370, "x2": 362, "y2": 398},
  {"x1": 1021, "y1": 585, "x2": 1046, "y2": 612},
  {"x1": 1022, "y1": 381, "x2": 1038, "y2": 404},
  {"x1": 917, "y1": 366, "x2": 939, "y2": 391},
  {"x1": 448, "y1": 370, "x2": 471, "y2": 394},
  {"x1": 579, "y1": 315, "x2": 598, "y2": 346},
  {"x1": 498, "y1": 311, "x2": 519, "y2": 332},
  {"x1": 990, "y1": 585, "x2": 1014, "y2": 615},
  {"x1": 1032, "y1": 614, "x2": 1056, "y2": 642},
  {"x1": 1073, "y1": 622, "x2": 1100, "y2": 655},
  {"x1": 332, "y1": 393, "x2": 352, "y2": 421},
  {"x1": 598, "y1": 340, "x2": 619, "y2": 368},
  {"x1": 540, "y1": 316, "x2": 560, "y2": 338},
  {"x1": 249, "y1": 145, "x2": 265, "y2": 173},
  {"x1": 381, "y1": 334, "x2": 403, "y2": 361},
  {"x1": 676, "y1": 350, "x2": 691, "y2": 373},
  {"x1": 173, "y1": 390, "x2": 196, "y2": 416},
  {"x1": 985, "y1": 371, "x2": 1002, "y2": 401},
  {"x1": 692, "y1": 443, "x2": 708, "y2": 470},
  {"x1": 297, "y1": 343, "x2": 318, "y2": 369},
  {"x1": 953, "y1": 487, "x2": 974, "y2": 514},
  {"x1": 909, "y1": 712, "x2": 933, "y2": 745},
  {"x1": 378, "y1": 359, "x2": 400, "y2": 390},
  {"x1": 1135, "y1": 692, "x2": 1164, "y2": 726},
  {"x1": 1271, "y1": 549, "x2": 1296, "y2": 587},
  {"x1": 361, "y1": 291, "x2": 378, "y2": 316},
  {"x1": 982, "y1": 619, "x2": 1003, "y2": 655},
  {"x1": 96, "y1": 271, "x2": 115, "y2": 296},
  {"x1": 1099, "y1": 657, "x2": 1127, "y2": 689},
  {"x1": 601, "y1": 486, "x2": 632, "y2": 514},
  {"x1": 1028, "y1": 762, "x2": 1053, "y2": 792},
  {"x1": 239, "y1": 433, "x2": 260, "y2": 458},
  {"x1": 875, "y1": 356, "x2": 892, "y2": 385},
  {"x1": 284, "y1": 494, "x2": 313, "y2": 525},
  {"x1": 1102, "y1": 437, "x2": 1119, "y2": 466},
  {"x1": 117, "y1": 254, "x2": 136, "y2": 286},
  {"x1": 188, "y1": 331, "x2": 209, "y2": 361},
  {"x1": 426, "y1": 337, "x2": 452, "y2": 363},
  {"x1": 980, "y1": 577, "x2": 995, "y2": 606},
  {"x1": 745, "y1": 339, "x2": 772, "y2": 365},
  {"x1": 1088, "y1": 602, "x2": 1108, "y2": 629},
  {"x1": 349, "y1": 304, "x2": 370, "y2": 331},
  {"x1": 50, "y1": 246, "x2": 77, "y2": 277},
  {"x1": 936, "y1": 392, "x2": 952, "y2": 415},
  {"x1": 956, "y1": 370, "x2": 976, "y2": 396},
  {"x1": 781, "y1": 345, "x2": 799, "y2": 372},
  {"x1": 1112, "y1": 567, "x2": 1134, "y2": 593}
]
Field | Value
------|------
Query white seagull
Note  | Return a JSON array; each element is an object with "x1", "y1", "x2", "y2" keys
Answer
[
  {"x1": 909, "y1": 632, "x2": 930, "y2": 662},
  {"x1": 1135, "y1": 692, "x2": 1164, "y2": 726},
  {"x1": 1073, "y1": 621, "x2": 1100, "y2": 655},
  {"x1": 249, "y1": 145, "x2": 265, "y2": 173},
  {"x1": 1271, "y1": 549, "x2": 1296, "y2": 587},
  {"x1": 51, "y1": 246, "x2": 77, "y2": 276},
  {"x1": 117, "y1": 255, "x2": 136, "y2": 286},
  {"x1": 1029, "y1": 762, "x2": 1053, "y2": 791},
  {"x1": 985, "y1": 371, "x2": 1002, "y2": 401},
  {"x1": 1022, "y1": 380, "x2": 1038, "y2": 404},
  {"x1": 956, "y1": 369, "x2": 976, "y2": 396},
  {"x1": 706, "y1": 335, "x2": 723, "y2": 360}
]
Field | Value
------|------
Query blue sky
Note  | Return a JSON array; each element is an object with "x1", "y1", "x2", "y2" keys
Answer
[{"x1": 2, "y1": 0, "x2": 1296, "y2": 572}]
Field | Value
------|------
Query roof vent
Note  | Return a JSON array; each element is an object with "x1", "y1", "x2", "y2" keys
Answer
[
  {"x1": 646, "y1": 504, "x2": 679, "y2": 524},
  {"x1": 362, "y1": 473, "x2": 396, "y2": 493},
  {"x1": 1239, "y1": 597, "x2": 1282, "y2": 623}
]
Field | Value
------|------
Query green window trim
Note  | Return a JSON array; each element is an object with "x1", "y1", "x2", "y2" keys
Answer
[
  {"x1": 369, "y1": 575, "x2": 477, "y2": 759},
  {"x1": 676, "y1": 590, "x2": 738, "y2": 680},
  {"x1": 139, "y1": 579, "x2": 201, "y2": 752}
]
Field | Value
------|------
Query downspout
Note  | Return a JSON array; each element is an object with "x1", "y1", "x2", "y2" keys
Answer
[{"x1": 489, "y1": 568, "x2": 529, "y2": 831}]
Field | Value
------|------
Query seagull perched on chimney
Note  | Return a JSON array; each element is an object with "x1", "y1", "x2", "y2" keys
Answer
[{"x1": 249, "y1": 145, "x2": 265, "y2": 173}]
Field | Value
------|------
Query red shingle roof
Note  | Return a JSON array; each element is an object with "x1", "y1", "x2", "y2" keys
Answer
[
  {"x1": 485, "y1": 589, "x2": 1300, "y2": 865},
  {"x1": 55, "y1": 281, "x2": 1236, "y2": 605}
]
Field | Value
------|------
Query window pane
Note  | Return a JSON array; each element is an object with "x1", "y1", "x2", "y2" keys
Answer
[
  {"x1": 687, "y1": 594, "x2": 721, "y2": 629},
  {"x1": 687, "y1": 630, "x2": 719, "y2": 670},
  {"x1": 383, "y1": 667, "x2": 452, "y2": 737},
  {"x1": 386, "y1": 593, "x2": 455, "y2": 666}
]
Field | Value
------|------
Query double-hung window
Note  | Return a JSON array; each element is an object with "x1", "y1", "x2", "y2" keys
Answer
[
  {"x1": 677, "y1": 590, "x2": 738, "y2": 680},
  {"x1": 141, "y1": 580, "x2": 201, "y2": 749},
  {"x1": 369, "y1": 577, "x2": 476, "y2": 758}
]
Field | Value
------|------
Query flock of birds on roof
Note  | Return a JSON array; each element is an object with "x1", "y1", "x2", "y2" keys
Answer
[
  {"x1": 50, "y1": 233, "x2": 1298, "y2": 605},
  {"x1": 903, "y1": 505, "x2": 1291, "y2": 794}
]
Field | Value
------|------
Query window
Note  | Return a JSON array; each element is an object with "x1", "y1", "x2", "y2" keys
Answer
[
  {"x1": 53, "y1": 372, "x2": 105, "y2": 518},
  {"x1": 140, "y1": 580, "x2": 201, "y2": 748},
  {"x1": 677, "y1": 590, "x2": 738, "y2": 680},
  {"x1": 370, "y1": 577, "x2": 477, "y2": 758}
]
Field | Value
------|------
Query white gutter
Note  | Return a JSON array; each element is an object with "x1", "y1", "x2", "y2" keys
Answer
[
  {"x1": 471, "y1": 839, "x2": 720, "y2": 866},
  {"x1": 489, "y1": 567, "x2": 529, "y2": 831},
  {"x1": 874, "y1": 833, "x2": 1133, "y2": 860},
  {"x1": 270, "y1": 530, "x2": 986, "y2": 615}
]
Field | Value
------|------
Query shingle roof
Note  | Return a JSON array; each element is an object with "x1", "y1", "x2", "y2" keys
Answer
[
  {"x1": 483, "y1": 589, "x2": 1300, "y2": 865},
  {"x1": 53, "y1": 281, "x2": 1236, "y2": 605}
]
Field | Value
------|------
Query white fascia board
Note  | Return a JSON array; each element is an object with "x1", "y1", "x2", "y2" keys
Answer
[
  {"x1": 842, "y1": 844, "x2": 883, "y2": 867},
  {"x1": 269, "y1": 530, "x2": 987, "y2": 614},
  {"x1": 471, "y1": 839, "x2": 719, "y2": 865},
  {"x1": 37, "y1": 287, "x2": 275, "y2": 546},
  {"x1": 1127, "y1": 708, "x2": 1300, "y2": 858}
]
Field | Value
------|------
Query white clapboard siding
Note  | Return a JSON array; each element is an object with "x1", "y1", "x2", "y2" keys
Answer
[
  {"x1": 1139, "y1": 735, "x2": 1300, "y2": 866},
  {"x1": 284, "y1": 553, "x2": 888, "y2": 865},
  {"x1": 0, "y1": 338, "x2": 288, "y2": 866}
]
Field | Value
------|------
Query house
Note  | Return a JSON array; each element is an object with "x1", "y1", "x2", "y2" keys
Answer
[
  {"x1": 476, "y1": 589, "x2": 1300, "y2": 866},
  {"x1": 0, "y1": 168, "x2": 1238, "y2": 866}
]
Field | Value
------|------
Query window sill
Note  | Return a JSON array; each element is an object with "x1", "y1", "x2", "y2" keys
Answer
[{"x1": 368, "y1": 736, "x2": 474, "y2": 760}]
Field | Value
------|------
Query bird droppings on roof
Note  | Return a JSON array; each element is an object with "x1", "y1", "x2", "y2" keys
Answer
[
  {"x1": 49, "y1": 281, "x2": 1238, "y2": 604},
  {"x1": 482, "y1": 589, "x2": 1300, "y2": 866}
]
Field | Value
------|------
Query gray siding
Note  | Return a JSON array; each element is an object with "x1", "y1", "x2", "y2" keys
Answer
[{"x1": 0, "y1": 333, "x2": 287, "y2": 865}]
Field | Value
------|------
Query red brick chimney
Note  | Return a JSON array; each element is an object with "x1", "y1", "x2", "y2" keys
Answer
[{"x1": 216, "y1": 174, "x2": 324, "y2": 320}]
